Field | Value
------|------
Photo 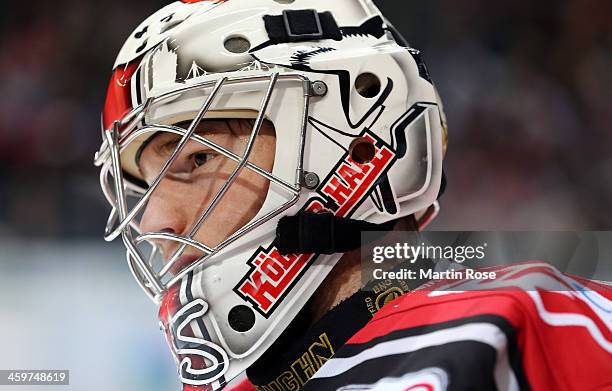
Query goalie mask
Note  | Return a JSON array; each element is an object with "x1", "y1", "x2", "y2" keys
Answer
[{"x1": 95, "y1": 0, "x2": 447, "y2": 389}]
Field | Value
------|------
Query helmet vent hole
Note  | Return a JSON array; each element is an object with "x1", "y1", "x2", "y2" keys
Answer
[
  {"x1": 224, "y1": 36, "x2": 251, "y2": 54},
  {"x1": 350, "y1": 138, "x2": 376, "y2": 164},
  {"x1": 228, "y1": 305, "x2": 256, "y2": 332},
  {"x1": 355, "y1": 73, "x2": 381, "y2": 98}
]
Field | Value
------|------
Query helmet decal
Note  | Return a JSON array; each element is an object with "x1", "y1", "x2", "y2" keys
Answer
[
  {"x1": 234, "y1": 130, "x2": 396, "y2": 317},
  {"x1": 173, "y1": 298, "x2": 229, "y2": 385},
  {"x1": 161, "y1": 273, "x2": 230, "y2": 389}
]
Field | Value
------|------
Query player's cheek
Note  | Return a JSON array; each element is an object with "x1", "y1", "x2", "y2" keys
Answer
[{"x1": 249, "y1": 133, "x2": 276, "y2": 170}]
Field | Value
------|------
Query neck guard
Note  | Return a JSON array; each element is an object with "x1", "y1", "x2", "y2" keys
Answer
[{"x1": 246, "y1": 270, "x2": 429, "y2": 390}]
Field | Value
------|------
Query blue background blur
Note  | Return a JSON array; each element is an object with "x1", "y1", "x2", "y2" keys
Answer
[{"x1": 0, "y1": 0, "x2": 610, "y2": 390}]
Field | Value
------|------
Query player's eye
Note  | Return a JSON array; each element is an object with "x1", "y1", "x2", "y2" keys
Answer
[{"x1": 192, "y1": 152, "x2": 215, "y2": 169}]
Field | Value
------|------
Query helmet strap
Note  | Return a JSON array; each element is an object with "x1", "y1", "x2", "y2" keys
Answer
[{"x1": 275, "y1": 211, "x2": 398, "y2": 255}]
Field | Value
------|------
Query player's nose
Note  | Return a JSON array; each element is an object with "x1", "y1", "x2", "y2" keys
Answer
[{"x1": 139, "y1": 178, "x2": 190, "y2": 243}]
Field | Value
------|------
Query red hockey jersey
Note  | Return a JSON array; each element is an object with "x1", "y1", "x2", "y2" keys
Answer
[{"x1": 231, "y1": 262, "x2": 612, "y2": 391}]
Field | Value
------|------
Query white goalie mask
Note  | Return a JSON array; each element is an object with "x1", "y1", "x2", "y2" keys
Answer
[{"x1": 95, "y1": 0, "x2": 447, "y2": 389}]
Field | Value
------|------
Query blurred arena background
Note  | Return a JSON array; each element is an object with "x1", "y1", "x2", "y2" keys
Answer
[{"x1": 0, "y1": 1, "x2": 610, "y2": 390}]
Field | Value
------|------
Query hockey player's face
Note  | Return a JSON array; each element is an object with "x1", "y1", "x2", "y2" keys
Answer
[{"x1": 137, "y1": 119, "x2": 276, "y2": 264}]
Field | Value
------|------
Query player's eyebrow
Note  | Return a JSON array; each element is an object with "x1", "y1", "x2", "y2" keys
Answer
[
  {"x1": 136, "y1": 119, "x2": 242, "y2": 173},
  {"x1": 152, "y1": 120, "x2": 232, "y2": 156},
  {"x1": 157, "y1": 136, "x2": 182, "y2": 155}
]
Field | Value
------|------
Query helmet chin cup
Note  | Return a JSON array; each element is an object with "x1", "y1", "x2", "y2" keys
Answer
[{"x1": 96, "y1": 0, "x2": 447, "y2": 388}]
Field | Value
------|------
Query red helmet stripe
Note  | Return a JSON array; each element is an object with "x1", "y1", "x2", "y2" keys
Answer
[{"x1": 102, "y1": 62, "x2": 139, "y2": 131}]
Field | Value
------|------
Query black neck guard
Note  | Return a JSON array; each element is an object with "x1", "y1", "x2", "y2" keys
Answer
[
  {"x1": 246, "y1": 270, "x2": 429, "y2": 390},
  {"x1": 248, "y1": 214, "x2": 430, "y2": 390}
]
